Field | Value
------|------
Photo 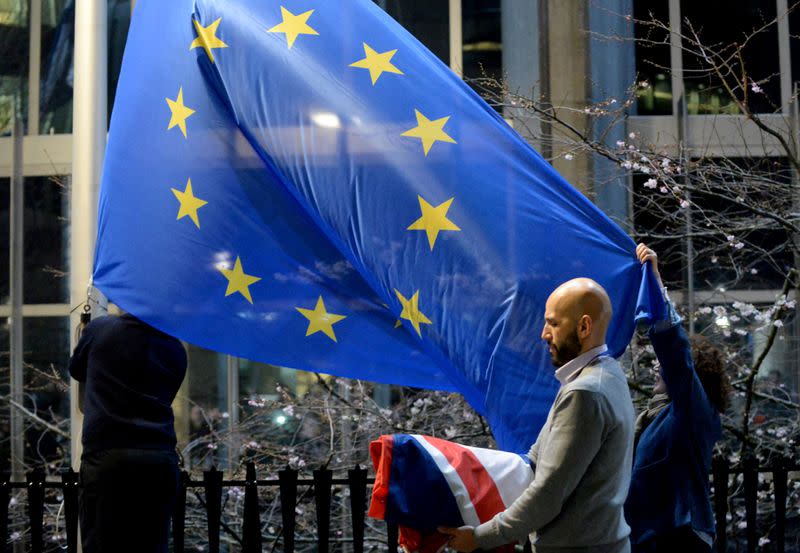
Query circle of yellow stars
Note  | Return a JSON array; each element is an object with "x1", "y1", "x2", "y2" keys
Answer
[{"x1": 164, "y1": 5, "x2": 470, "y2": 343}]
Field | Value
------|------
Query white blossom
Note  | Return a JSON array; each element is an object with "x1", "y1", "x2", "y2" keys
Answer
[
  {"x1": 751, "y1": 83, "x2": 763, "y2": 94},
  {"x1": 564, "y1": 153, "x2": 574, "y2": 161},
  {"x1": 644, "y1": 178, "x2": 658, "y2": 189},
  {"x1": 680, "y1": 199, "x2": 690, "y2": 208},
  {"x1": 288, "y1": 455, "x2": 307, "y2": 469},
  {"x1": 773, "y1": 320, "x2": 784, "y2": 328}
]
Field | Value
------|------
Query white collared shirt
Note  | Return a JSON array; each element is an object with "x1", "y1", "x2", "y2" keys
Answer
[{"x1": 554, "y1": 344, "x2": 608, "y2": 385}]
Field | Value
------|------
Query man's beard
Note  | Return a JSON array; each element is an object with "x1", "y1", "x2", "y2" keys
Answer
[{"x1": 551, "y1": 329, "x2": 582, "y2": 367}]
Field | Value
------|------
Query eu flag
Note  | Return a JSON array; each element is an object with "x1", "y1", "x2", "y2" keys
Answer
[{"x1": 94, "y1": 0, "x2": 659, "y2": 452}]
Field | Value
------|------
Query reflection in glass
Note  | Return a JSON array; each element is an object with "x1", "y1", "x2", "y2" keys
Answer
[
  {"x1": 184, "y1": 344, "x2": 227, "y2": 469},
  {"x1": 0, "y1": 0, "x2": 29, "y2": 135},
  {"x1": 38, "y1": 0, "x2": 132, "y2": 133},
  {"x1": 24, "y1": 176, "x2": 69, "y2": 304},
  {"x1": 681, "y1": 0, "x2": 779, "y2": 114},
  {"x1": 0, "y1": 178, "x2": 9, "y2": 303},
  {"x1": 22, "y1": 316, "x2": 71, "y2": 469},
  {"x1": 633, "y1": 0, "x2": 672, "y2": 115},
  {"x1": 462, "y1": 0, "x2": 501, "y2": 82},
  {"x1": 376, "y1": 0, "x2": 449, "y2": 65},
  {"x1": 39, "y1": 0, "x2": 73, "y2": 134}
]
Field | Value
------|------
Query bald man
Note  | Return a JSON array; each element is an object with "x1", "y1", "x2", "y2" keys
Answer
[{"x1": 441, "y1": 278, "x2": 635, "y2": 553}]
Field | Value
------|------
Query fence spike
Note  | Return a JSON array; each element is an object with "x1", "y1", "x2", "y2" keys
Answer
[
  {"x1": 204, "y1": 468, "x2": 224, "y2": 553},
  {"x1": 279, "y1": 468, "x2": 298, "y2": 553},
  {"x1": 172, "y1": 471, "x2": 189, "y2": 553},
  {"x1": 348, "y1": 465, "x2": 368, "y2": 553},
  {"x1": 26, "y1": 470, "x2": 45, "y2": 553},
  {"x1": 242, "y1": 463, "x2": 262, "y2": 553},
  {"x1": 772, "y1": 457, "x2": 788, "y2": 553},
  {"x1": 743, "y1": 455, "x2": 758, "y2": 553},
  {"x1": 712, "y1": 456, "x2": 729, "y2": 553},
  {"x1": 62, "y1": 469, "x2": 79, "y2": 553},
  {"x1": 0, "y1": 472, "x2": 9, "y2": 553},
  {"x1": 314, "y1": 469, "x2": 332, "y2": 553}
]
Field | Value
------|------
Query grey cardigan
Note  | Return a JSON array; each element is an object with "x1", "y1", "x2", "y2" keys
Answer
[{"x1": 474, "y1": 356, "x2": 635, "y2": 553}]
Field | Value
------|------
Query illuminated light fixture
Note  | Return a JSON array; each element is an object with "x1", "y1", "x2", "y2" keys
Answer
[{"x1": 311, "y1": 112, "x2": 341, "y2": 129}]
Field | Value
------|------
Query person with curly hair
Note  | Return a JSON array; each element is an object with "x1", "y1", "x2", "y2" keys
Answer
[{"x1": 625, "y1": 244, "x2": 731, "y2": 553}]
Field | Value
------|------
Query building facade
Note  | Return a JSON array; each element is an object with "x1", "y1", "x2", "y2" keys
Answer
[{"x1": 0, "y1": 0, "x2": 796, "y2": 471}]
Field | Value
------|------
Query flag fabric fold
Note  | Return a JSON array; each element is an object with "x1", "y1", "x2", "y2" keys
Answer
[
  {"x1": 368, "y1": 434, "x2": 533, "y2": 552},
  {"x1": 94, "y1": 0, "x2": 656, "y2": 452}
]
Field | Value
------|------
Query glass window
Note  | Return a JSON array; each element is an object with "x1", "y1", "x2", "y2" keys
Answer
[
  {"x1": 0, "y1": 0, "x2": 29, "y2": 135},
  {"x1": 689, "y1": 158, "x2": 792, "y2": 291},
  {"x1": 24, "y1": 176, "x2": 69, "y2": 304},
  {"x1": 376, "y1": 0, "x2": 450, "y2": 65},
  {"x1": 0, "y1": 178, "x2": 9, "y2": 303},
  {"x1": 108, "y1": 0, "x2": 131, "y2": 122},
  {"x1": 462, "y1": 0, "x2": 501, "y2": 82},
  {"x1": 23, "y1": 316, "x2": 70, "y2": 470},
  {"x1": 0, "y1": 320, "x2": 9, "y2": 472},
  {"x1": 791, "y1": 7, "x2": 800, "y2": 87},
  {"x1": 238, "y1": 359, "x2": 295, "y2": 400},
  {"x1": 39, "y1": 0, "x2": 133, "y2": 133},
  {"x1": 633, "y1": 158, "x2": 793, "y2": 292},
  {"x1": 681, "y1": 0, "x2": 780, "y2": 114},
  {"x1": 184, "y1": 344, "x2": 227, "y2": 469},
  {"x1": 39, "y1": 0, "x2": 74, "y2": 134},
  {"x1": 633, "y1": 0, "x2": 672, "y2": 115}
]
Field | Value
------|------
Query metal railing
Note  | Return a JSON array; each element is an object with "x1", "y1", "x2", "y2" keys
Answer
[{"x1": 0, "y1": 457, "x2": 796, "y2": 553}]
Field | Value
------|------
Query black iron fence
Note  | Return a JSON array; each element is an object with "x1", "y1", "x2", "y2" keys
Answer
[{"x1": 0, "y1": 457, "x2": 797, "y2": 553}]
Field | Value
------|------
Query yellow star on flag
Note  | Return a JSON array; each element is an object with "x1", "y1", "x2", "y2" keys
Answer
[
  {"x1": 407, "y1": 195, "x2": 461, "y2": 250},
  {"x1": 219, "y1": 256, "x2": 261, "y2": 304},
  {"x1": 267, "y1": 7, "x2": 318, "y2": 49},
  {"x1": 296, "y1": 296, "x2": 347, "y2": 342},
  {"x1": 401, "y1": 109, "x2": 456, "y2": 155},
  {"x1": 394, "y1": 289, "x2": 432, "y2": 337},
  {"x1": 165, "y1": 87, "x2": 195, "y2": 138},
  {"x1": 349, "y1": 43, "x2": 404, "y2": 85},
  {"x1": 190, "y1": 17, "x2": 228, "y2": 63},
  {"x1": 171, "y1": 178, "x2": 208, "y2": 228}
]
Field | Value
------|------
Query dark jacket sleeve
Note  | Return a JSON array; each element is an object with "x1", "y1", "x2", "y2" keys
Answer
[
  {"x1": 67, "y1": 322, "x2": 95, "y2": 382},
  {"x1": 649, "y1": 324, "x2": 716, "y2": 429}
]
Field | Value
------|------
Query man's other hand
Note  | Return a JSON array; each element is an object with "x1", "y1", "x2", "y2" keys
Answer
[{"x1": 438, "y1": 526, "x2": 477, "y2": 552}]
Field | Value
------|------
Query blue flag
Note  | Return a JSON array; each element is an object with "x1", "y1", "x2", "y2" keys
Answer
[{"x1": 94, "y1": 0, "x2": 660, "y2": 452}]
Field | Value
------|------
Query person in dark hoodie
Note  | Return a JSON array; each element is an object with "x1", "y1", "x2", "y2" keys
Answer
[
  {"x1": 626, "y1": 244, "x2": 731, "y2": 553},
  {"x1": 68, "y1": 307, "x2": 187, "y2": 553}
]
